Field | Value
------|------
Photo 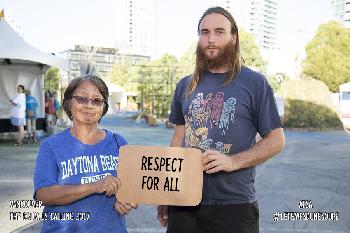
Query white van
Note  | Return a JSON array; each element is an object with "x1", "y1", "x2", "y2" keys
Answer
[{"x1": 339, "y1": 82, "x2": 350, "y2": 129}]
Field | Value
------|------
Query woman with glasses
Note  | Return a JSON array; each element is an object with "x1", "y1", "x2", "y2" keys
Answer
[{"x1": 33, "y1": 75, "x2": 137, "y2": 233}]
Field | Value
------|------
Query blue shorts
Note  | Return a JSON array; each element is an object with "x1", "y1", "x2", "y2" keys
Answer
[{"x1": 11, "y1": 117, "x2": 26, "y2": 126}]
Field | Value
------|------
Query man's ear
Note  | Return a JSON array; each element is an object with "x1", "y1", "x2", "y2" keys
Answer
[{"x1": 231, "y1": 34, "x2": 237, "y2": 46}]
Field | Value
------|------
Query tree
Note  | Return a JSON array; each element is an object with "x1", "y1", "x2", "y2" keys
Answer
[
  {"x1": 178, "y1": 42, "x2": 196, "y2": 79},
  {"x1": 267, "y1": 73, "x2": 288, "y2": 92},
  {"x1": 303, "y1": 21, "x2": 350, "y2": 92},
  {"x1": 109, "y1": 58, "x2": 138, "y2": 93},
  {"x1": 137, "y1": 54, "x2": 179, "y2": 117},
  {"x1": 239, "y1": 28, "x2": 267, "y2": 73},
  {"x1": 44, "y1": 67, "x2": 61, "y2": 92}
]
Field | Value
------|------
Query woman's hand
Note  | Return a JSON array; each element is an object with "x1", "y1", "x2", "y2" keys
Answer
[
  {"x1": 36, "y1": 176, "x2": 120, "y2": 206},
  {"x1": 10, "y1": 99, "x2": 16, "y2": 106},
  {"x1": 94, "y1": 175, "x2": 121, "y2": 196},
  {"x1": 115, "y1": 200, "x2": 138, "y2": 215}
]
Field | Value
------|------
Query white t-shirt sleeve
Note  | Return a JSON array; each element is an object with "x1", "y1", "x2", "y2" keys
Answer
[
  {"x1": 11, "y1": 93, "x2": 26, "y2": 118},
  {"x1": 274, "y1": 95, "x2": 285, "y2": 117}
]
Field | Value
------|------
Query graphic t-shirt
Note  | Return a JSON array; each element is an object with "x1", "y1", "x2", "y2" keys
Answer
[
  {"x1": 33, "y1": 129, "x2": 128, "y2": 233},
  {"x1": 170, "y1": 66, "x2": 282, "y2": 205}
]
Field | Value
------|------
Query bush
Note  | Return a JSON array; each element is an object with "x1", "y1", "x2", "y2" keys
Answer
[
  {"x1": 284, "y1": 99, "x2": 343, "y2": 129},
  {"x1": 277, "y1": 78, "x2": 343, "y2": 129}
]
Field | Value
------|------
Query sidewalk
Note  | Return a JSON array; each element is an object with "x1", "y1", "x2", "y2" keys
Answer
[{"x1": 1, "y1": 115, "x2": 350, "y2": 233}]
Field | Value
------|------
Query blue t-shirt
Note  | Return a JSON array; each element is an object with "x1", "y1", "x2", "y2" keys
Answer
[
  {"x1": 26, "y1": 95, "x2": 38, "y2": 119},
  {"x1": 33, "y1": 129, "x2": 128, "y2": 233},
  {"x1": 54, "y1": 97, "x2": 60, "y2": 112},
  {"x1": 170, "y1": 66, "x2": 282, "y2": 205}
]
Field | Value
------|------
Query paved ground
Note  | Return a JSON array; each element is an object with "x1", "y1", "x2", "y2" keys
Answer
[{"x1": 0, "y1": 114, "x2": 349, "y2": 233}]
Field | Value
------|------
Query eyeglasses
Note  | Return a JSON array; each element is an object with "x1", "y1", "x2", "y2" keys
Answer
[{"x1": 71, "y1": 96, "x2": 105, "y2": 106}]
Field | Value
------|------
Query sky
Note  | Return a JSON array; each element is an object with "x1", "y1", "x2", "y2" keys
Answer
[{"x1": 0, "y1": 0, "x2": 331, "y2": 61}]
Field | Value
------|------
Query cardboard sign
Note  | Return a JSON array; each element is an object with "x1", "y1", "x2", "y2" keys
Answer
[{"x1": 116, "y1": 145, "x2": 203, "y2": 206}]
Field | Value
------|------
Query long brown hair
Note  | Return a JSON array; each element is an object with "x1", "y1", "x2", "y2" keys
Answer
[{"x1": 187, "y1": 7, "x2": 242, "y2": 97}]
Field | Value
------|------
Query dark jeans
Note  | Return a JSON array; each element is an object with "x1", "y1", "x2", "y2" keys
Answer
[{"x1": 167, "y1": 202, "x2": 259, "y2": 233}]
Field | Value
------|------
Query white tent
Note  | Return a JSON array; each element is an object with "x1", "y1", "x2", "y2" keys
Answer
[
  {"x1": 0, "y1": 16, "x2": 68, "y2": 132},
  {"x1": 105, "y1": 82, "x2": 125, "y2": 114}
]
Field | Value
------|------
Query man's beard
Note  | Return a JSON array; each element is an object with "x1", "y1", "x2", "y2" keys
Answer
[{"x1": 196, "y1": 42, "x2": 235, "y2": 71}]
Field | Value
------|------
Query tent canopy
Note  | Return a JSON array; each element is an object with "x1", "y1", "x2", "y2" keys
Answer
[
  {"x1": 0, "y1": 14, "x2": 68, "y2": 132},
  {"x1": 0, "y1": 17, "x2": 68, "y2": 70},
  {"x1": 105, "y1": 81, "x2": 125, "y2": 93}
]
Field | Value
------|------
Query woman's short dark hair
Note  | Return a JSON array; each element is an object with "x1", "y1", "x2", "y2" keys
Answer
[
  {"x1": 18, "y1": 85, "x2": 25, "y2": 92},
  {"x1": 62, "y1": 75, "x2": 109, "y2": 121}
]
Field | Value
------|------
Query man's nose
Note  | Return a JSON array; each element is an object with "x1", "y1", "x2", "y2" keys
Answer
[{"x1": 208, "y1": 33, "x2": 215, "y2": 43}]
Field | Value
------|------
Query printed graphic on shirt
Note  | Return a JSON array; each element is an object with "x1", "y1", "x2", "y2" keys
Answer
[
  {"x1": 185, "y1": 92, "x2": 236, "y2": 153},
  {"x1": 81, "y1": 173, "x2": 111, "y2": 184},
  {"x1": 60, "y1": 155, "x2": 119, "y2": 182}
]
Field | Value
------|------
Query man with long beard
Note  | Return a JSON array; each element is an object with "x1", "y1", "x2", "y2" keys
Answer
[{"x1": 157, "y1": 6, "x2": 285, "y2": 233}]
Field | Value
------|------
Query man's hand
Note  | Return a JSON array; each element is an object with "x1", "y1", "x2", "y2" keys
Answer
[
  {"x1": 202, "y1": 150, "x2": 236, "y2": 174},
  {"x1": 157, "y1": 205, "x2": 168, "y2": 227},
  {"x1": 203, "y1": 128, "x2": 285, "y2": 173},
  {"x1": 94, "y1": 175, "x2": 120, "y2": 196},
  {"x1": 115, "y1": 201, "x2": 138, "y2": 215}
]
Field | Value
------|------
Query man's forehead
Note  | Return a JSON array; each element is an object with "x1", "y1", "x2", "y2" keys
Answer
[{"x1": 199, "y1": 13, "x2": 231, "y2": 30}]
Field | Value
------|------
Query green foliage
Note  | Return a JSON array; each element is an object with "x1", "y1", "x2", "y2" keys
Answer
[
  {"x1": 177, "y1": 42, "x2": 196, "y2": 79},
  {"x1": 284, "y1": 100, "x2": 342, "y2": 129},
  {"x1": 278, "y1": 78, "x2": 335, "y2": 108},
  {"x1": 44, "y1": 67, "x2": 61, "y2": 92},
  {"x1": 138, "y1": 54, "x2": 179, "y2": 117},
  {"x1": 109, "y1": 58, "x2": 138, "y2": 93},
  {"x1": 303, "y1": 21, "x2": 350, "y2": 92},
  {"x1": 277, "y1": 78, "x2": 342, "y2": 129},
  {"x1": 267, "y1": 73, "x2": 288, "y2": 92},
  {"x1": 239, "y1": 28, "x2": 267, "y2": 73}
]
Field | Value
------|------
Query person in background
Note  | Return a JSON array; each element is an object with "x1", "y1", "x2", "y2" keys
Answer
[
  {"x1": 45, "y1": 91, "x2": 56, "y2": 127},
  {"x1": 34, "y1": 75, "x2": 137, "y2": 233},
  {"x1": 44, "y1": 91, "x2": 50, "y2": 126},
  {"x1": 274, "y1": 94, "x2": 285, "y2": 125},
  {"x1": 10, "y1": 84, "x2": 26, "y2": 146},
  {"x1": 53, "y1": 91, "x2": 60, "y2": 124},
  {"x1": 25, "y1": 89, "x2": 39, "y2": 143},
  {"x1": 48, "y1": 91, "x2": 56, "y2": 126}
]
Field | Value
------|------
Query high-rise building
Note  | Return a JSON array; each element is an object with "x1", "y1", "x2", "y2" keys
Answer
[
  {"x1": 115, "y1": 0, "x2": 157, "y2": 58},
  {"x1": 215, "y1": 0, "x2": 278, "y2": 53},
  {"x1": 331, "y1": 0, "x2": 350, "y2": 27}
]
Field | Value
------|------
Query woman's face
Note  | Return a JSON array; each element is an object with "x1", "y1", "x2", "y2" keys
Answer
[
  {"x1": 70, "y1": 80, "x2": 105, "y2": 125},
  {"x1": 17, "y1": 86, "x2": 23, "y2": 93}
]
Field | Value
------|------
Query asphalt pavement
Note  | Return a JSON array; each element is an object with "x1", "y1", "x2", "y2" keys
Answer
[{"x1": 0, "y1": 114, "x2": 349, "y2": 233}]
